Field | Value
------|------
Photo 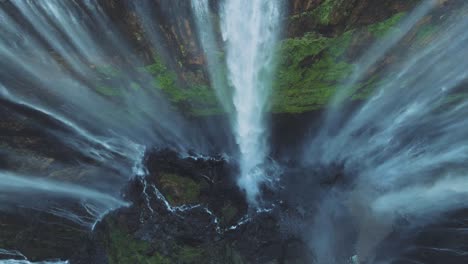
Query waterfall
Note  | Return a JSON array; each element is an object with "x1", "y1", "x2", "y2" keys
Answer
[
  {"x1": 321, "y1": 0, "x2": 438, "y2": 132},
  {"x1": 0, "y1": 172, "x2": 129, "y2": 228},
  {"x1": 191, "y1": 0, "x2": 282, "y2": 204},
  {"x1": 304, "y1": 2, "x2": 468, "y2": 262},
  {"x1": 2, "y1": 0, "x2": 468, "y2": 262},
  {"x1": 190, "y1": 0, "x2": 232, "y2": 112},
  {"x1": 0, "y1": 0, "x2": 204, "y2": 152},
  {"x1": 0, "y1": 0, "x2": 212, "y2": 230},
  {"x1": 220, "y1": 0, "x2": 281, "y2": 204}
]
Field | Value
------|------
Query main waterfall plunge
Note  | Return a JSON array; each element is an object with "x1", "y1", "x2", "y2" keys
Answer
[
  {"x1": 1, "y1": 0, "x2": 468, "y2": 263},
  {"x1": 191, "y1": 0, "x2": 282, "y2": 204}
]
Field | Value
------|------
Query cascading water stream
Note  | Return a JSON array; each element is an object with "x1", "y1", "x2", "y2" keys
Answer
[
  {"x1": 219, "y1": 0, "x2": 281, "y2": 204},
  {"x1": 0, "y1": 0, "x2": 213, "y2": 231},
  {"x1": 190, "y1": 0, "x2": 231, "y2": 112},
  {"x1": 0, "y1": 171, "x2": 129, "y2": 228},
  {"x1": 302, "y1": 2, "x2": 468, "y2": 262},
  {"x1": 0, "y1": 0, "x2": 199, "y2": 151},
  {"x1": 191, "y1": 0, "x2": 282, "y2": 204},
  {"x1": 2, "y1": 0, "x2": 468, "y2": 263}
]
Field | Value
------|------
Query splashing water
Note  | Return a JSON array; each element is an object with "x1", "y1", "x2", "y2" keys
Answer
[
  {"x1": 191, "y1": 0, "x2": 283, "y2": 204},
  {"x1": 0, "y1": 171, "x2": 129, "y2": 228},
  {"x1": 327, "y1": 0, "x2": 438, "y2": 111},
  {"x1": 0, "y1": 0, "x2": 200, "y2": 151},
  {"x1": 304, "y1": 2, "x2": 468, "y2": 262},
  {"x1": 220, "y1": 0, "x2": 281, "y2": 204},
  {"x1": 0, "y1": 0, "x2": 216, "y2": 228},
  {"x1": 3, "y1": 0, "x2": 468, "y2": 262},
  {"x1": 191, "y1": 0, "x2": 232, "y2": 112}
]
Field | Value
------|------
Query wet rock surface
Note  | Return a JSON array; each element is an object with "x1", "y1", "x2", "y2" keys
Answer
[
  {"x1": 0, "y1": 92, "x2": 312, "y2": 263},
  {"x1": 0, "y1": 207, "x2": 90, "y2": 262},
  {"x1": 2, "y1": 130, "x2": 468, "y2": 263},
  {"x1": 79, "y1": 149, "x2": 312, "y2": 264},
  {"x1": 1, "y1": 1, "x2": 468, "y2": 263}
]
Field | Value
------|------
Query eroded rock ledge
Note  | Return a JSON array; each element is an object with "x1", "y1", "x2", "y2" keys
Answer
[{"x1": 75, "y1": 149, "x2": 311, "y2": 264}]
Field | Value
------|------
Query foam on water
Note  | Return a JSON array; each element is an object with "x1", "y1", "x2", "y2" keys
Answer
[{"x1": 220, "y1": 0, "x2": 281, "y2": 204}]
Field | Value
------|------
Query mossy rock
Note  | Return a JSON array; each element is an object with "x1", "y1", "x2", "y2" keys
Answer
[
  {"x1": 272, "y1": 12, "x2": 408, "y2": 114},
  {"x1": 311, "y1": 0, "x2": 353, "y2": 26},
  {"x1": 102, "y1": 218, "x2": 213, "y2": 264},
  {"x1": 87, "y1": 11, "x2": 410, "y2": 116},
  {"x1": 104, "y1": 219, "x2": 171, "y2": 264},
  {"x1": 221, "y1": 202, "x2": 239, "y2": 225},
  {"x1": 176, "y1": 246, "x2": 206, "y2": 264},
  {"x1": 272, "y1": 31, "x2": 354, "y2": 113},
  {"x1": 143, "y1": 56, "x2": 224, "y2": 116},
  {"x1": 159, "y1": 173, "x2": 201, "y2": 206},
  {"x1": 368, "y1": 12, "x2": 406, "y2": 37}
]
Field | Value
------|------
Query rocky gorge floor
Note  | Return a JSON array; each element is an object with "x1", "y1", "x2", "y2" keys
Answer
[
  {"x1": 1, "y1": 0, "x2": 468, "y2": 263},
  {"x1": 0, "y1": 147, "x2": 315, "y2": 264}
]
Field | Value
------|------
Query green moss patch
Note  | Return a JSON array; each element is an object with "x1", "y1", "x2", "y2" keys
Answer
[
  {"x1": 272, "y1": 31, "x2": 354, "y2": 113},
  {"x1": 89, "y1": 11, "x2": 412, "y2": 116},
  {"x1": 92, "y1": 56, "x2": 223, "y2": 116},
  {"x1": 272, "y1": 12, "x2": 411, "y2": 113},
  {"x1": 159, "y1": 173, "x2": 201, "y2": 206},
  {"x1": 95, "y1": 85, "x2": 122, "y2": 97},
  {"x1": 312, "y1": 0, "x2": 344, "y2": 25},
  {"x1": 177, "y1": 246, "x2": 206, "y2": 263},
  {"x1": 289, "y1": 0, "x2": 348, "y2": 27},
  {"x1": 368, "y1": 12, "x2": 406, "y2": 37},
  {"x1": 143, "y1": 56, "x2": 223, "y2": 116},
  {"x1": 221, "y1": 202, "x2": 239, "y2": 225},
  {"x1": 106, "y1": 225, "x2": 171, "y2": 264},
  {"x1": 103, "y1": 218, "x2": 210, "y2": 264}
]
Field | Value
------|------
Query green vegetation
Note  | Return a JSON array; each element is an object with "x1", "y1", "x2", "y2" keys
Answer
[
  {"x1": 272, "y1": 12, "x2": 408, "y2": 113},
  {"x1": 93, "y1": 56, "x2": 222, "y2": 116},
  {"x1": 312, "y1": 0, "x2": 342, "y2": 25},
  {"x1": 368, "y1": 12, "x2": 405, "y2": 37},
  {"x1": 159, "y1": 173, "x2": 201, "y2": 206},
  {"x1": 106, "y1": 225, "x2": 171, "y2": 264},
  {"x1": 90, "y1": 11, "x2": 411, "y2": 116},
  {"x1": 95, "y1": 85, "x2": 122, "y2": 97},
  {"x1": 177, "y1": 246, "x2": 206, "y2": 263},
  {"x1": 434, "y1": 92, "x2": 468, "y2": 113},
  {"x1": 289, "y1": 0, "x2": 345, "y2": 26},
  {"x1": 143, "y1": 56, "x2": 223, "y2": 116},
  {"x1": 272, "y1": 31, "x2": 354, "y2": 113},
  {"x1": 104, "y1": 218, "x2": 212, "y2": 264},
  {"x1": 144, "y1": 56, "x2": 179, "y2": 98},
  {"x1": 93, "y1": 65, "x2": 123, "y2": 97},
  {"x1": 0, "y1": 219, "x2": 87, "y2": 261},
  {"x1": 221, "y1": 202, "x2": 239, "y2": 225},
  {"x1": 414, "y1": 23, "x2": 439, "y2": 45},
  {"x1": 224, "y1": 245, "x2": 244, "y2": 264},
  {"x1": 350, "y1": 75, "x2": 381, "y2": 100},
  {"x1": 130, "y1": 82, "x2": 141, "y2": 90}
]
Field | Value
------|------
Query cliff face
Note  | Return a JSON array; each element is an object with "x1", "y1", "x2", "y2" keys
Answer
[
  {"x1": 0, "y1": 1, "x2": 463, "y2": 263},
  {"x1": 102, "y1": 0, "x2": 418, "y2": 66},
  {"x1": 286, "y1": 0, "x2": 418, "y2": 37},
  {"x1": 1, "y1": 0, "x2": 447, "y2": 116},
  {"x1": 94, "y1": 0, "x2": 427, "y2": 116},
  {"x1": 71, "y1": 149, "x2": 316, "y2": 264}
]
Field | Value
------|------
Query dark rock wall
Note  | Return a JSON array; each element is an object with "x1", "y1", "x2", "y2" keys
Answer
[{"x1": 94, "y1": 0, "x2": 425, "y2": 115}]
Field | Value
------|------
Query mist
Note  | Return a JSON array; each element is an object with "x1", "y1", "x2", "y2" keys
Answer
[{"x1": 302, "y1": 1, "x2": 468, "y2": 262}]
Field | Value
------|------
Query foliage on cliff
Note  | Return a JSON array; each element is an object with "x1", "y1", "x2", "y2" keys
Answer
[
  {"x1": 272, "y1": 12, "x2": 407, "y2": 113},
  {"x1": 90, "y1": 0, "x2": 436, "y2": 116}
]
